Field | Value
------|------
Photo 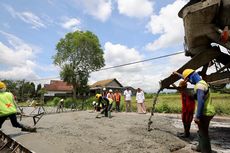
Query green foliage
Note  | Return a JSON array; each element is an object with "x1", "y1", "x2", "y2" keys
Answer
[
  {"x1": 2, "y1": 79, "x2": 36, "y2": 102},
  {"x1": 144, "y1": 93, "x2": 154, "y2": 99},
  {"x1": 64, "y1": 98, "x2": 77, "y2": 108},
  {"x1": 46, "y1": 97, "x2": 61, "y2": 106},
  {"x1": 53, "y1": 30, "x2": 105, "y2": 99}
]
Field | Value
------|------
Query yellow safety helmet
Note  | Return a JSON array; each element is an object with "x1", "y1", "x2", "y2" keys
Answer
[
  {"x1": 0, "y1": 81, "x2": 6, "y2": 89},
  {"x1": 182, "y1": 69, "x2": 194, "y2": 79},
  {"x1": 95, "y1": 94, "x2": 102, "y2": 99}
]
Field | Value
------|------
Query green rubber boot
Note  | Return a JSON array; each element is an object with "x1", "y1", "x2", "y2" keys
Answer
[{"x1": 108, "y1": 111, "x2": 112, "y2": 118}]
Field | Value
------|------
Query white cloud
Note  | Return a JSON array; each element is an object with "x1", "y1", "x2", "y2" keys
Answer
[
  {"x1": 4, "y1": 5, "x2": 46, "y2": 29},
  {"x1": 61, "y1": 18, "x2": 81, "y2": 31},
  {"x1": 90, "y1": 43, "x2": 193, "y2": 92},
  {"x1": 79, "y1": 0, "x2": 112, "y2": 22},
  {"x1": 145, "y1": 0, "x2": 187, "y2": 51},
  {"x1": 103, "y1": 42, "x2": 145, "y2": 71},
  {"x1": 117, "y1": 0, "x2": 154, "y2": 18},
  {"x1": 89, "y1": 42, "x2": 166, "y2": 92},
  {"x1": 0, "y1": 31, "x2": 39, "y2": 80}
]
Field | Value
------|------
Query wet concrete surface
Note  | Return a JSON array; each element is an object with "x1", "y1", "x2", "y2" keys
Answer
[{"x1": 0, "y1": 108, "x2": 229, "y2": 153}]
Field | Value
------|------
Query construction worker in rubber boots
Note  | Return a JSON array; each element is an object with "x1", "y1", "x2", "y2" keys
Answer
[
  {"x1": 95, "y1": 94, "x2": 113, "y2": 118},
  {"x1": 174, "y1": 80, "x2": 195, "y2": 138},
  {"x1": 182, "y1": 69, "x2": 215, "y2": 153},
  {"x1": 0, "y1": 81, "x2": 36, "y2": 132}
]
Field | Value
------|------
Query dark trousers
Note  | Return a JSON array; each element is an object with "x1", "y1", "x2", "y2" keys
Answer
[
  {"x1": 0, "y1": 114, "x2": 23, "y2": 129},
  {"x1": 101, "y1": 106, "x2": 108, "y2": 117},
  {"x1": 115, "y1": 102, "x2": 120, "y2": 112},
  {"x1": 197, "y1": 115, "x2": 214, "y2": 153}
]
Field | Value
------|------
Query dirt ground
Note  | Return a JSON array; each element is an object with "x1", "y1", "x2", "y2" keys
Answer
[{"x1": 1, "y1": 108, "x2": 230, "y2": 153}]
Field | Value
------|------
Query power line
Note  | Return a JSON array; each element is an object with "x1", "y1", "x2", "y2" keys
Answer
[
  {"x1": 29, "y1": 51, "x2": 184, "y2": 81},
  {"x1": 97, "y1": 51, "x2": 184, "y2": 71}
]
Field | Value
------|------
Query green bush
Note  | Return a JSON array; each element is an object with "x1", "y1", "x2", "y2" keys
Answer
[{"x1": 45, "y1": 97, "x2": 61, "y2": 106}]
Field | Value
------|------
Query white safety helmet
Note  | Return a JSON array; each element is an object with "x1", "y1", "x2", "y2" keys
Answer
[
  {"x1": 103, "y1": 87, "x2": 106, "y2": 91},
  {"x1": 109, "y1": 89, "x2": 113, "y2": 92},
  {"x1": 92, "y1": 101, "x2": 96, "y2": 105}
]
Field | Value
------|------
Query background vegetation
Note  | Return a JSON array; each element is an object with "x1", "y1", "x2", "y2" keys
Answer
[{"x1": 25, "y1": 92, "x2": 230, "y2": 116}]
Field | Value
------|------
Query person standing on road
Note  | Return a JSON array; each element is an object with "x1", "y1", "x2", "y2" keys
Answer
[
  {"x1": 114, "y1": 90, "x2": 121, "y2": 112},
  {"x1": 176, "y1": 69, "x2": 215, "y2": 152},
  {"x1": 56, "y1": 99, "x2": 64, "y2": 113},
  {"x1": 0, "y1": 81, "x2": 36, "y2": 132},
  {"x1": 173, "y1": 79, "x2": 195, "y2": 138},
  {"x1": 136, "y1": 88, "x2": 146, "y2": 114},
  {"x1": 123, "y1": 87, "x2": 132, "y2": 112}
]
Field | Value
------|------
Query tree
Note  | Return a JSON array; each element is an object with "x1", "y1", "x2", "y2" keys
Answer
[
  {"x1": 36, "y1": 84, "x2": 42, "y2": 98},
  {"x1": 53, "y1": 30, "x2": 105, "y2": 100}
]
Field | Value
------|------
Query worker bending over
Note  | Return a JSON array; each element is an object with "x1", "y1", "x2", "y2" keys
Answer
[{"x1": 95, "y1": 94, "x2": 113, "y2": 118}]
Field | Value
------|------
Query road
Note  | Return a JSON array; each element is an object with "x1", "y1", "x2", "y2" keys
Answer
[{"x1": 1, "y1": 109, "x2": 230, "y2": 153}]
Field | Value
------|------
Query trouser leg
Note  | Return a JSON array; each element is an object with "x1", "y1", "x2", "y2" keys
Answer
[
  {"x1": 198, "y1": 115, "x2": 213, "y2": 153},
  {"x1": 9, "y1": 114, "x2": 23, "y2": 128},
  {"x1": 128, "y1": 101, "x2": 132, "y2": 112},
  {"x1": 141, "y1": 103, "x2": 146, "y2": 113},
  {"x1": 116, "y1": 102, "x2": 120, "y2": 112},
  {"x1": 183, "y1": 122, "x2": 191, "y2": 137},
  {"x1": 0, "y1": 116, "x2": 8, "y2": 128},
  {"x1": 125, "y1": 101, "x2": 128, "y2": 112}
]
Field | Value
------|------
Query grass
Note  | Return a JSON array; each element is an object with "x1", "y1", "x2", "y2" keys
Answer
[{"x1": 144, "y1": 93, "x2": 230, "y2": 115}]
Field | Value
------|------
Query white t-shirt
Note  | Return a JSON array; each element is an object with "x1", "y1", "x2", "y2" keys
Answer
[
  {"x1": 136, "y1": 91, "x2": 145, "y2": 103},
  {"x1": 124, "y1": 90, "x2": 132, "y2": 101}
]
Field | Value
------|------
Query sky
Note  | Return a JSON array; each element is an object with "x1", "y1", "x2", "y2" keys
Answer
[{"x1": 0, "y1": 0, "x2": 193, "y2": 92}]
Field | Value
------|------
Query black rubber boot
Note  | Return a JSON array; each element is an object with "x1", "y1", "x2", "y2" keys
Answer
[
  {"x1": 21, "y1": 125, "x2": 37, "y2": 132},
  {"x1": 200, "y1": 134, "x2": 212, "y2": 153}
]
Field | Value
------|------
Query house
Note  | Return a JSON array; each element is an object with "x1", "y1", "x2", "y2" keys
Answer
[
  {"x1": 90, "y1": 78, "x2": 124, "y2": 95},
  {"x1": 44, "y1": 80, "x2": 73, "y2": 101},
  {"x1": 44, "y1": 78, "x2": 127, "y2": 99}
]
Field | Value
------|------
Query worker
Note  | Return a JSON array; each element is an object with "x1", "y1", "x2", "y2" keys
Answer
[
  {"x1": 174, "y1": 80, "x2": 195, "y2": 138},
  {"x1": 107, "y1": 89, "x2": 114, "y2": 100},
  {"x1": 179, "y1": 69, "x2": 215, "y2": 152},
  {"x1": 56, "y1": 99, "x2": 64, "y2": 113},
  {"x1": 102, "y1": 87, "x2": 107, "y2": 97},
  {"x1": 114, "y1": 90, "x2": 121, "y2": 112},
  {"x1": 95, "y1": 94, "x2": 113, "y2": 118},
  {"x1": 0, "y1": 81, "x2": 36, "y2": 132}
]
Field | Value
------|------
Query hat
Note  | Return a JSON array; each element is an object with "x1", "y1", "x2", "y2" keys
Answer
[{"x1": 0, "y1": 81, "x2": 6, "y2": 89}]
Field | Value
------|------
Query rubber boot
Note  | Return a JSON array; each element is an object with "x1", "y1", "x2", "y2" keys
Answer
[
  {"x1": 184, "y1": 123, "x2": 191, "y2": 138},
  {"x1": 21, "y1": 125, "x2": 37, "y2": 132},
  {"x1": 199, "y1": 132, "x2": 212, "y2": 153},
  {"x1": 104, "y1": 110, "x2": 108, "y2": 117},
  {"x1": 108, "y1": 111, "x2": 112, "y2": 118},
  {"x1": 178, "y1": 123, "x2": 190, "y2": 138}
]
